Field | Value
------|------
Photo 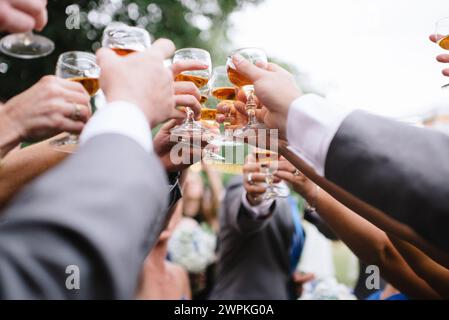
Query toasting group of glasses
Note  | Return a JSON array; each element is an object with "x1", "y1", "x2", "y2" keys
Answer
[{"x1": 0, "y1": 22, "x2": 290, "y2": 201}]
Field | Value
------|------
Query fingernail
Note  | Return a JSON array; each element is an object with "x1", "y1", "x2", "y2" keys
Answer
[{"x1": 233, "y1": 54, "x2": 245, "y2": 64}]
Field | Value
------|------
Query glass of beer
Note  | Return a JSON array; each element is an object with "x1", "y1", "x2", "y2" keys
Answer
[
  {"x1": 254, "y1": 149, "x2": 290, "y2": 200},
  {"x1": 210, "y1": 66, "x2": 242, "y2": 147},
  {"x1": 102, "y1": 23, "x2": 151, "y2": 55},
  {"x1": 170, "y1": 48, "x2": 212, "y2": 137},
  {"x1": 51, "y1": 51, "x2": 101, "y2": 152},
  {"x1": 0, "y1": 31, "x2": 54, "y2": 59},
  {"x1": 226, "y1": 48, "x2": 268, "y2": 138},
  {"x1": 436, "y1": 17, "x2": 449, "y2": 89}
]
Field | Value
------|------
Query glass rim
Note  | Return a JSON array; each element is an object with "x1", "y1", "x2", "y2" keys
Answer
[
  {"x1": 174, "y1": 47, "x2": 211, "y2": 56},
  {"x1": 228, "y1": 47, "x2": 266, "y2": 56},
  {"x1": 436, "y1": 16, "x2": 449, "y2": 26},
  {"x1": 56, "y1": 51, "x2": 99, "y2": 71}
]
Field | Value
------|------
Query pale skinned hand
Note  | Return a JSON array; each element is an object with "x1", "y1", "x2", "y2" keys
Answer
[
  {"x1": 170, "y1": 60, "x2": 208, "y2": 121},
  {"x1": 430, "y1": 34, "x2": 449, "y2": 77},
  {"x1": 292, "y1": 272, "x2": 315, "y2": 298},
  {"x1": 153, "y1": 120, "x2": 203, "y2": 172},
  {"x1": 243, "y1": 153, "x2": 291, "y2": 206},
  {"x1": 2, "y1": 75, "x2": 91, "y2": 143},
  {"x1": 229, "y1": 54, "x2": 303, "y2": 138},
  {"x1": 96, "y1": 39, "x2": 187, "y2": 128},
  {"x1": 273, "y1": 160, "x2": 317, "y2": 203},
  {"x1": 0, "y1": 0, "x2": 48, "y2": 33}
]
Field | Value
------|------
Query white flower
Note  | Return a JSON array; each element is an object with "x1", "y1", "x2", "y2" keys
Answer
[{"x1": 168, "y1": 218, "x2": 217, "y2": 273}]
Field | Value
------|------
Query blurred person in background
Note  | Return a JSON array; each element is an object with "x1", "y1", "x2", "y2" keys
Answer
[
  {"x1": 137, "y1": 200, "x2": 191, "y2": 300},
  {"x1": 175, "y1": 162, "x2": 223, "y2": 299},
  {"x1": 210, "y1": 153, "x2": 312, "y2": 300}
]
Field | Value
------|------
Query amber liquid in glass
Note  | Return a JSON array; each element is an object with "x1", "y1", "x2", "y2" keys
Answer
[
  {"x1": 70, "y1": 77, "x2": 100, "y2": 97},
  {"x1": 227, "y1": 67, "x2": 252, "y2": 88},
  {"x1": 439, "y1": 35, "x2": 449, "y2": 50},
  {"x1": 175, "y1": 74, "x2": 209, "y2": 89}
]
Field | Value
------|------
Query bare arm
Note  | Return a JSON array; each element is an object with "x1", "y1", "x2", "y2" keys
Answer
[
  {"x1": 0, "y1": 135, "x2": 69, "y2": 208},
  {"x1": 278, "y1": 143, "x2": 449, "y2": 270},
  {"x1": 275, "y1": 165, "x2": 440, "y2": 299},
  {"x1": 388, "y1": 234, "x2": 449, "y2": 298}
]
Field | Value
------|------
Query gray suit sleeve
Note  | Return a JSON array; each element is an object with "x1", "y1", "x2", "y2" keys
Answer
[
  {"x1": 0, "y1": 134, "x2": 168, "y2": 299},
  {"x1": 325, "y1": 111, "x2": 449, "y2": 251},
  {"x1": 223, "y1": 177, "x2": 274, "y2": 234}
]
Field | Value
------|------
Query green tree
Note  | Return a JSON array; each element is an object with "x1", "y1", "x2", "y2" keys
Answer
[{"x1": 0, "y1": 0, "x2": 263, "y2": 101}]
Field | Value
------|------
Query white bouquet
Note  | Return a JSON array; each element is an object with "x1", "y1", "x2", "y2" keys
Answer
[
  {"x1": 300, "y1": 277, "x2": 357, "y2": 300},
  {"x1": 168, "y1": 217, "x2": 217, "y2": 274}
]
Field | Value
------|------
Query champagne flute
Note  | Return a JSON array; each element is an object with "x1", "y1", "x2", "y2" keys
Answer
[
  {"x1": 436, "y1": 17, "x2": 449, "y2": 89},
  {"x1": 102, "y1": 23, "x2": 152, "y2": 55},
  {"x1": 226, "y1": 48, "x2": 268, "y2": 138},
  {"x1": 51, "y1": 52, "x2": 101, "y2": 152},
  {"x1": 170, "y1": 48, "x2": 212, "y2": 137},
  {"x1": 0, "y1": 31, "x2": 54, "y2": 59},
  {"x1": 210, "y1": 66, "x2": 242, "y2": 147}
]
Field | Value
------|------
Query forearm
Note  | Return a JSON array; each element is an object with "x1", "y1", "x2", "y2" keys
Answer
[
  {"x1": 0, "y1": 107, "x2": 22, "y2": 159},
  {"x1": 388, "y1": 235, "x2": 449, "y2": 298},
  {"x1": 306, "y1": 189, "x2": 439, "y2": 298},
  {"x1": 279, "y1": 143, "x2": 449, "y2": 269},
  {"x1": 0, "y1": 135, "x2": 68, "y2": 208}
]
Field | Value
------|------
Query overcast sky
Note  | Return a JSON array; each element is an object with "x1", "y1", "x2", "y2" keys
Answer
[{"x1": 229, "y1": 0, "x2": 449, "y2": 118}]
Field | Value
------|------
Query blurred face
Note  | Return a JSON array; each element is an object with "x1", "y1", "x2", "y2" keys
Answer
[{"x1": 183, "y1": 171, "x2": 204, "y2": 218}]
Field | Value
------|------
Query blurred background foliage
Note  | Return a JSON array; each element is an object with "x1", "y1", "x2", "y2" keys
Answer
[{"x1": 0, "y1": 0, "x2": 265, "y2": 101}]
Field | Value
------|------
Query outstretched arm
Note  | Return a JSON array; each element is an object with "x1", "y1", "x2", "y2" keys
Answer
[{"x1": 275, "y1": 165, "x2": 440, "y2": 299}]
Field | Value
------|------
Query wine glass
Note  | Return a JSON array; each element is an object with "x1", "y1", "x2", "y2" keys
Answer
[
  {"x1": 226, "y1": 47, "x2": 268, "y2": 138},
  {"x1": 436, "y1": 17, "x2": 449, "y2": 89},
  {"x1": 210, "y1": 66, "x2": 242, "y2": 147},
  {"x1": 199, "y1": 85, "x2": 226, "y2": 162},
  {"x1": 170, "y1": 48, "x2": 212, "y2": 137},
  {"x1": 51, "y1": 52, "x2": 101, "y2": 152},
  {"x1": 102, "y1": 23, "x2": 152, "y2": 55},
  {"x1": 255, "y1": 149, "x2": 290, "y2": 200},
  {"x1": 0, "y1": 31, "x2": 54, "y2": 59}
]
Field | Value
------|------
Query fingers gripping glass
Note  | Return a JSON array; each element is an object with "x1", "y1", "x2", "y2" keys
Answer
[
  {"x1": 226, "y1": 47, "x2": 268, "y2": 138},
  {"x1": 51, "y1": 51, "x2": 101, "y2": 153},
  {"x1": 0, "y1": 31, "x2": 54, "y2": 59},
  {"x1": 436, "y1": 17, "x2": 449, "y2": 89},
  {"x1": 170, "y1": 48, "x2": 212, "y2": 137}
]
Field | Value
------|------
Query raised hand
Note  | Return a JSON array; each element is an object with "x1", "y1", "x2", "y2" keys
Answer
[
  {"x1": 430, "y1": 34, "x2": 449, "y2": 77},
  {"x1": 227, "y1": 54, "x2": 302, "y2": 139},
  {"x1": 96, "y1": 39, "x2": 182, "y2": 128},
  {"x1": 1, "y1": 75, "x2": 90, "y2": 143},
  {"x1": 0, "y1": 0, "x2": 48, "y2": 33}
]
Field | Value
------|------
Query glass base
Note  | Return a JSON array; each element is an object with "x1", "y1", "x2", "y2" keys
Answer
[
  {"x1": 233, "y1": 122, "x2": 268, "y2": 139},
  {"x1": 262, "y1": 183, "x2": 290, "y2": 200},
  {"x1": 170, "y1": 120, "x2": 204, "y2": 138},
  {"x1": 0, "y1": 33, "x2": 55, "y2": 59},
  {"x1": 50, "y1": 134, "x2": 79, "y2": 154}
]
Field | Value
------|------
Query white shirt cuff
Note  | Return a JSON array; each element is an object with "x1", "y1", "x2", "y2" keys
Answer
[
  {"x1": 286, "y1": 94, "x2": 352, "y2": 176},
  {"x1": 241, "y1": 192, "x2": 274, "y2": 218},
  {"x1": 80, "y1": 101, "x2": 153, "y2": 153}
]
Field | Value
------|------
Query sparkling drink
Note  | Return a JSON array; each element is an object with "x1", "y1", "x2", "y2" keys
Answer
[
  {"x1": 175, "y1": 74, "x2": 209, "y2": 89},
  {"x1": 69, "y1": 77, "x2": 100, "y2": 97}
]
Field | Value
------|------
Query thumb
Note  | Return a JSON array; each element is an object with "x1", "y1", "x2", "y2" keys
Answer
[{"x1": 232, "y1": 54, "x2": 266, "y2": 82}]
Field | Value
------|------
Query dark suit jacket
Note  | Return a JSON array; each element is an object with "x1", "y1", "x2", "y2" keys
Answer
[
  {"x1": 325, "y1": 111, "x2": 449, "y2": 252},
  {"x1": 209, "y1": 177, "x2": 295, "y2": 300},
  {"x1": 0, "y1": 134, "x2": 169, "y2": 299}
]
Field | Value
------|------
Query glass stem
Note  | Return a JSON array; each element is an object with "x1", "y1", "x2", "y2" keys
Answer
[
  {"x1": 185, "y1": 107, "x2": 194, "y2": 124},
  {"x1": 23, "y1": 31, "x2": 34, "y2": 46},
  {"x1": 246, "y1": 91, "x2": 257, "y2": 126}
]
